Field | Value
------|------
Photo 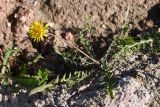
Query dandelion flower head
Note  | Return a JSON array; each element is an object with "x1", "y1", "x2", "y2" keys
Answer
[{"x1": 28, "y1": 21, "x2": 49, "y2": 42}]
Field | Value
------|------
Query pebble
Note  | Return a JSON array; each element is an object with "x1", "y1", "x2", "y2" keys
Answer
[
  {"x1": 4, "y1": 95, "x2": 8, "y2": 101},
  {"x1": 137, "y1": 71, "x2": 146, "y2": 79},
  {"x1": 145, "y1": 66, "x2": 150, "y2": 72},
  {"x1": 12, "y1": 93, "x2": 17, "y2": 99},
  {"x1": 0, "y1": 94, "x2": 2, "y2": 102},
  {"x1": 34, "y1": 1, "x2": 38, "y2": 6},
  {"x1": 48, "y1": 22, "x2": 54, "y2": 28},
  {"x1": 129, "y1": 55, "x2": 137, "y2": 62},
  {"x1": 20, "y1": 16, "x2": 27, "y2": 23},
  {"x1": 35, "y1": 100, "x2": 45, "y2": 107},
  {"x1": 142, "y1": 55, "x2": 148, "y2": 62},
  {"x1": 7, "y1": 22, "x2": 11, "y2": 27}
]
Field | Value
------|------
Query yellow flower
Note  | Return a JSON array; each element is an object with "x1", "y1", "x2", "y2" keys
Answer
[{"x1": 28, "y1": 21, "x2": 49, "y2": 42}]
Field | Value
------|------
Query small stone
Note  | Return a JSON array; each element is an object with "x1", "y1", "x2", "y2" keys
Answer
[
  {"x1": 48, "y1": 22, "x2": 54, "y2": 28},
  {"x1": 19, "y1": 89, "x2": 27, "y2": 93},
  {"x1": 155, "y1": 69, "x2": 160, "y2": 77},
  {"x1": 15, "y1": 84, "x2": 20, "y2": 87},
  {"x1": 158, "y1": 28, "x2": 160, "y2": 33},
  {"x1": 142, "y1": 55, "x2": 148, "y2": 62},
  {"x1": 7, "y1": 22, "x2": 11, "y2": 27},
  {"x1": 102, "y1": 24, "x2": 106, "y2": 28},
  {"x1": 0, "y1": 94, "x2": 2, "y2": 102},
  {"x1": 34, "y1": 1, "x2": 38, "y2": 6},
  {"x1": 130, "y1": 55, "x2": 137, "y2": 62},
  {"x1": 4, "y1": 95, "x2": 8, "y2": 101},
  {"x1": 145, "y1": 66, "x2": 150, "y2": 72},
  {"x1": 20, "y1": 16, "x2": 27, "y2": 23},
  {"x1": 137, "y1": 71, "x2": 146, "y2": 79},
  {"x1": 146, "y1": 20, "x2": 154, "y2": 27},
  {"x1": 12, "y1": 93, "x2": 17, "y2": 99},
  {"x1": 14, "y1": 14, "x2": 18, "y2": 18},
  {"x1": 35, "y1": 100, "x2": 45, "y2": 107}
]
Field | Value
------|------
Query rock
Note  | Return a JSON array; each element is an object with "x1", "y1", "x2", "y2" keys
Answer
[
  {"x1": 0, "y1": 94, "x2": 2, "y2": 102},
  {"x1": 34, "y1": 100, "x2": 45, "y2": 107},
  {"x1": 142, "y1": 55, "x2": 148, "y2": 62},
  {"x1": 104, "y1": 76, "x2": 151, "y2": 107}
]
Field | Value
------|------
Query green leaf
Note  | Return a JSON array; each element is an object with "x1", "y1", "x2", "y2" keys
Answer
[
  {"x1": 2, "y1": 78, "x2": 9, "y2": 86},
  {"x1": 34, "y1": 69, "x2": 49, "y2": 85},
  {"x1": 14, "y1": 77, "x2": 38, "y2": 86},
  {"x1": 54, "y1": 75, "x2": 59, "y2": 84},
  {"x1": 29, "y1": 83, "x2": 54, "y2": 95},
  {"x1": 28, "y1": 54, "x2": 43, "y2": 65},
  {"x1": 61, "y1": 74, "x2": 67, "y2": 82},
  {"x1": 107, "y1": 84, "x2": 114, "y2": 100},
  {"x1": 3, "y1": 48, "x2": 12, "y2": 66},
  {"x1": 19, "y1": 65, "x2": 28, "y2": 74}
]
